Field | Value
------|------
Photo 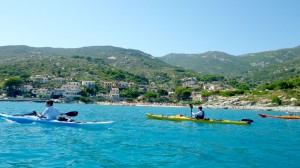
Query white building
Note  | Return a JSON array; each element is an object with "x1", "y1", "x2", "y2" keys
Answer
[
  {"x1": 31, "y1": 75, "x2": 48, "y2": 83},
  {"x1": 67, "y1": 82, "x2": 80, "y2": 86},
  {"x1": 110, "y1": 88, "x2": 120, "y2": 100},
  {"x1": 52, "y1": 77, "x2": 66, "y2": 83},
  {"x1": 61, "y1": 84, "x2": 81, "y2": 91},
  {"x1": 61, "y1": 82, "x2": 81, "y2": 97},
  {"x1": 23, "y1": 85, "x2": 33, "y2": 92},
  {"x1": 63, "y1": 90, "x2": 80, "y2": 97},
  {"x1": 82, "y1": 81, "x2": 96, "y2": 88},
  {"x1": 203, "y1": 84, "x2": 222, "y2": 91},
  {"x1": 31, "y1": 88, "x2": 50, "y2": 97}
]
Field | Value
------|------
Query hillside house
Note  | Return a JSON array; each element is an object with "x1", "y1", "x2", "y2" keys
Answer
[
  {"x1": 182, "y1": 81, "x2": 199, "y2": 88},
  {"x1": 31, "y1": 88, "x2": 50, "y2": 97},
  {"x1": 191, "y1": 92, "x2": 207, "y2": 102},
  {"x1": 103, "y1": 82, "x2": 112, "y2": 89},
  {"x1": 61, "y1": 84, "x2": 81, "y2": 91},
  {"x1": 117, "y1": 82, "x2": 134, "y2": 89},
  {"x1": 31, "y1": 75, "x2": 48, "y2": 83},
  {"x1": 67, "y1": 82, "x2": 80, "y2": 87},
  {"x1": 52, "y1": 77, "x2": 66, "y2": 83},
  {"x1": 60, "y1": 82, "x2": 81, "y2": 98},
  {"x1": 203, "y1": 84, "x2": 223, "y2": 91},
  {"x1": 23, "y1": 85, "x2": 33, "y2": 92},
  {"x1": 109, "y1": 88, "x2": 120, "y2": 101},
  {"x1": 82, "y1": 81, "x2": 96, "y2": 88}
]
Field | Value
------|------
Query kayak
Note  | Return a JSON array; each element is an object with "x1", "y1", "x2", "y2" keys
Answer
[
  {"x1": 146, "y1": 113, "x2": 253, "y2": 125},
  {"x1": 0, "y1": 113, "x2": 114, "y2": 129},
  {"x1": 258, "y1": 113, "x2": 300, "y2": 119}
]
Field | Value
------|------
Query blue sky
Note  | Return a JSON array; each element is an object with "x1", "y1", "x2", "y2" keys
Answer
[{"x1": 1, "y1": 0, "x2": 299, "y2": 56}]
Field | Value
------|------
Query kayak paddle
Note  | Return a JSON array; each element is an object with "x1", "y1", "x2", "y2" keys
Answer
[
  {"x1": 189, "y1": 104, "x2": 193, "y2": 118},
  {"x1": 63, "y1": 111, "x2": 78, "y2": 117}
]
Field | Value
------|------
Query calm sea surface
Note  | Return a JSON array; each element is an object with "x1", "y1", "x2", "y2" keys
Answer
[{"x1": 0, "y1": 102, "x2": 299, "y2": 168}]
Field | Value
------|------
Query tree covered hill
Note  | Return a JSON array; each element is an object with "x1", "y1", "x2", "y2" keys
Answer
[
  {"x1": 159, "y1": 51, "x2": 248, "y2": 76},
  {"x1": 159, "y1": 46, "x2": 300, "y2": 83},
  {"x1": 0, "y1": 45, "x2": 197, "y2": 86}
]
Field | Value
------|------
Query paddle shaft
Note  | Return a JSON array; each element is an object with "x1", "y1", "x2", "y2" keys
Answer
[{"x1": 189, "y1": 104, "x2": 193, "y2": 118}]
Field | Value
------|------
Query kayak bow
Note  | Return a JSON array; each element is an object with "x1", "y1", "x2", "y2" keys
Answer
[{"x1": 146, "y1": 113, "x2": 253, "y2": 125}]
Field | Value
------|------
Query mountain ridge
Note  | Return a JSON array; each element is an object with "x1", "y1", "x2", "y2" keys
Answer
[
  {"x1": 159, "y1": 45, "x2": 300, "y2": 82},
  {"x1": 1, "y1": 45, "x2": 300, "y2": 84}
]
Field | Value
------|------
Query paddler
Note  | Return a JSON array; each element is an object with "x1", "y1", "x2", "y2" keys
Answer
[
  {"x1": 37, "y1": 100, "x2": 61, "y2": 120},
  {"x1": 192, "y1": 106, "x2": 205, "y2": 119}
]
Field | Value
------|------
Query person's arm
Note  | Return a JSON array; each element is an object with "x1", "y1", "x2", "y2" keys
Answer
[{"x1": 38, "y1": 108, "x2": 48, "y2": 118}]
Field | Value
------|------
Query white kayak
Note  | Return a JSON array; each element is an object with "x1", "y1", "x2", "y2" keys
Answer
[{"x1": 0, "y1": 113, "x2": 114, "y2": 129}]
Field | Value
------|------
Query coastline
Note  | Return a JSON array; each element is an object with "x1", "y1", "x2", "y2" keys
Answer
[
  {"x1": 1, "y1": 98, "x2": 299, "y2": 113},
  {"x1": 204, "y1": 105, "x2": 300, "y2": 113},
  {"x1": 93, "y1": 102, "x2": 300, "y2": 112}
]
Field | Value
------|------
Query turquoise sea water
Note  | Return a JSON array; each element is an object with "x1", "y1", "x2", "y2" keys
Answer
[{"x1": 0, "y1": 102, "x2": 299, "y2": 168}]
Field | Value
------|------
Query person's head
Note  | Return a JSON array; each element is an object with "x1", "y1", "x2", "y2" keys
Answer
[
  {"x1": 46, "y1": 100, "x2": 54, "y2": 107},
  {"x1": 198, "y1": 106, "x2": 202, "y2": 110}
]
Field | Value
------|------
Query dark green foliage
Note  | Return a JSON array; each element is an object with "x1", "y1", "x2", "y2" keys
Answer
[
  {"x1": 219, "y1": 90, "x2": 245, "y2": 97},
  {"x1": 119, "y1": 87, "x2": 140, "y2": 99},
  {"x1": 260, "y1": 78, "x2": 299, "y2": 91},
  {"x1": 174, "y1": 86, "x2": 192, "y2": 101},
  {"x1": 157, "y1": 88, "x2": 168, "y2": 96},
  {"x1": 143, "y1": 92, "x2": 158, "y2": 101},
  {"x1": 271, "y1": 96, "x2": 282, "y2": 105},
  {"x1": 3, "y1": 77, "x2": 24, "y2": 97},
  {"x1": 200, "y1": 74, "x2": 225, "y2": 82}
]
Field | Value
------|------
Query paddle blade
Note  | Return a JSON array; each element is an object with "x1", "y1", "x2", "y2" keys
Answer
[
  {"x1": 65, "y1": 111, "x2": 78, "y2": 117},
  {"x1": 242, "y1": 119, "x2": 254, "y2": 124},
  {"x1": 189, "y1": 104, "x2": 193, "y2": 109},
  {"x1": 259, "y1": 114, "x2": 267, "y2": 118}
]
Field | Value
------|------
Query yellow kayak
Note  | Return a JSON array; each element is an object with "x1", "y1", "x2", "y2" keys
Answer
[{"x1": 146, "y1": 113, "x2": 253, "y2": 125}]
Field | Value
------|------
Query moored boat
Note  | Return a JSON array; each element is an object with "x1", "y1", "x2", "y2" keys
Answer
[{"x1": 146, "y1": 113, "x2": 253, "y2": 125}]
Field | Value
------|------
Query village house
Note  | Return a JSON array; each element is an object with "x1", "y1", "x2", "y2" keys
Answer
[
  {"x1": 31, "y1": 88, "x2": 50, "y2": 97},
  {"x1": 182, "y1": 80, "x2": 199, "y2": 88},
  {"x1": 82, "y1": 81, "x2": 96, "y2": 88},
  {"x1": 61, "y1": 82, "x2": 81, "y2": 90},
  {"x1": 109, "y1": 88, "x2": 120, "y2": 101},
  {"x1": 191, "y1": 91, "x2": 207, "y2": 102},
  {"x1": 203, "y1": 84, "x2": 223, "y2": 91},
  {"x1": 117, "y1": 82, "x2": 134, "y2": 89},
  {"x1": 52, "y1": 77, "x2": 66, "y2": 83},
  {"x1": 103, "y1": 82, "x2": 113, "y2": 90},
  {"x1": 51, "y1": 88, "x2": 65, "y2": 98},
  {"x1": 60, "y1": 82, "x2": 81, "y2": 98},
  {"x1": 22, "y1": 84, "x2": 33, "y2": 92},
  {"x1": 67, "y1": 82, "x2": 80, "y2": 86},
  {"x1": 31, "y1": 75, "x2": 48, "y2": 83}
]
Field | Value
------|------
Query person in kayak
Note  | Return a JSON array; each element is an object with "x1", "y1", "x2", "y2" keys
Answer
[
  {"x1": 192, "y1": 106, "x2": 205, "y2": 119},
  {"x1": 37, "y1": 100, "x2": 61, "y2": 120}
]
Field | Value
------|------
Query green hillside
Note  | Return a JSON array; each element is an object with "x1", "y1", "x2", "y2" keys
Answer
[
  {"x1": 159, "y1": 46, "x2": 300, "y2": 83},
  {"x1": 160, "y1": 51, "x2": 248, "y2": 76},
  {"x1": 0, "y1": 45, "x2": 197, "y2": 86}
]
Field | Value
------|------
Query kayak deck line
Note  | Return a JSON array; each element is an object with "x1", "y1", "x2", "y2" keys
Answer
[
  {"x1": 259, "y1": 113, "x2": 300, "y2": 119},
  {"x1": 146, "y1": 113, "x2": 253, "y2": 125}
]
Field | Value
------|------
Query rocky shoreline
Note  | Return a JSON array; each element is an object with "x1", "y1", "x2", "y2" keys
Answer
[
  {"x1": 204, "y1": 104, "x2": 300, "y2": 113},
  {"x1": 203, "y1": 95, "x2": 300, "y2": 113}
]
